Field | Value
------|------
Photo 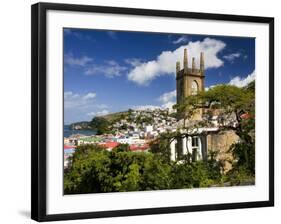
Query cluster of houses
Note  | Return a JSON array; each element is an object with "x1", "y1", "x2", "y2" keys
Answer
[
  {"x1": 112, "y1": 109, "x2": 178, "y2": 138},
  {"x1": 64, "y1": 108, "x2": 179, "y2": 169}
]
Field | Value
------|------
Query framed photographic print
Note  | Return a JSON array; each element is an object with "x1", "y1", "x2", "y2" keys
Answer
[{"x1": 31, "y1": 2, "x2": 274, "y2": 222}]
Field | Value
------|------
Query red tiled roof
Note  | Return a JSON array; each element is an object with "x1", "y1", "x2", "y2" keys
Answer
[
  {"x1": 64, "y1": 145, "x2": 76, "y2": 149},
  {"x1": 99, "y1": 141, "x2": 120, "y2": 149},
  {"x1": 130, "y1": 144, "x2": 149, "y2": 151},
  {"x1": 240, "y1": 113, "x2": 252, "y2": 119}
]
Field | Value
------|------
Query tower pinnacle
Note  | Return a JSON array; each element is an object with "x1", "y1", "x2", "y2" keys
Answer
[
  {"x1": 176, "y1": 61, "x2": 180, "y2": 73},
  {"x1": 183, "y1": 48, "x2": 188, "y2": 73},
  {"x1": 192, "y1": 57, "x2": 196, "y2": 73},
  {"x1": 200, "y1": 52, "x2": 204, "y2": 75}
]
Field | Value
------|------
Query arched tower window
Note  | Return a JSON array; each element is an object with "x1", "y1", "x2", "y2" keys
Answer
[{"x1": 191, "y1": 80, "x2": 199, "y2": 95}]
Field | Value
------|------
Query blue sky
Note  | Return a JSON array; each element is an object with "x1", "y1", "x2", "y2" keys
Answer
[{"x1": 64, "y1": 28, "x2": 255, "y2": 124}]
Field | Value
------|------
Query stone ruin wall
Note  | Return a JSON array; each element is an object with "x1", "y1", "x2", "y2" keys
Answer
[{"x1": 207, "y1": 130, "x2": 239, "y2": 172}]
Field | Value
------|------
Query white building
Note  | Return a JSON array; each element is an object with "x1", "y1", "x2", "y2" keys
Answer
[
  {"x1": 116, "y1": 137, "x2": 132, "y2": 144},
  {"x1": 169, "y1": 127, "x2": 219, "y2": 162},
  {"x1": 170, "y1": 136, "x2": 203, "y2": 161},
  {"x1": 145, "y1": 125, "x2": 153, "y2": 133}
]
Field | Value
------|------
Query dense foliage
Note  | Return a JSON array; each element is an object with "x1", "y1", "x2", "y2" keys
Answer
[
  {"x1": 64, "y1": 144, "x2": 223, "y2": 194},
  {"x1": 90, "y1": 117, "x2": 111, "y2": 135}
]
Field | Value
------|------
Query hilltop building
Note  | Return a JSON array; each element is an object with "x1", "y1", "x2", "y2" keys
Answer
[{"x1": 170, "y1": 49, "x2": 239, "y2": 169}]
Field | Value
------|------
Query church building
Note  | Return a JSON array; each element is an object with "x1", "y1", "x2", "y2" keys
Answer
[{"x1": 170, "y1": 49, "x2": 239, "y2": 169}]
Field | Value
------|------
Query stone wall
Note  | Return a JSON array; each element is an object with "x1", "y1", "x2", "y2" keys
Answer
[{"x1": 207, "y1": 130, "x2": 239, "y2": 172}]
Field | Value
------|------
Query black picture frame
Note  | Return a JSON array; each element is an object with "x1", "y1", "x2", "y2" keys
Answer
[{"x1": 31, "y1": 2, "x2": 274, "y2": 222}]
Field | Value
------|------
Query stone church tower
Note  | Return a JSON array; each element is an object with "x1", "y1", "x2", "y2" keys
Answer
[{"x1": 176, "y1": 49, "x2": 205, "y2": 119}]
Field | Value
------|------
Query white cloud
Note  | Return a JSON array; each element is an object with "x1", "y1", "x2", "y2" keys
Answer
[
  {"x1": 83, "y1": 92, "x2": 96, "y2": 100},
  {"x1": 64, "y1": 91, "x2": 77, "y2": 98},
  {"x1": 87, "y1": 110, "x2": 110, "y2": 117},
  {"x1": 132, "y1": 90, "x2": 177, "y2": 112},
  {"x1": 172, "y1": 36, "x2": 189, "y2": 44},
  {"x1": 161, "y1": 102, "x2": 176, "y2": 111},
  {"x1": 159, "y1": 90, "x2": 176, "y2": 104},
  {"x1": 85, "y1": 60, "x2": 127, "y2": 78},
  {"x1": 64, "y1": 91, "x2": 96, "y2": 109},
  {"x1": 229, "y1": 70, "x2": 255, "y2": 87},
  {"x1": 64, "y1": 91, "x2": 111, "y2": 123},
  {"x1": 128, "y1": 38, "x2": 226, "y2": 85},
  {"x1": 204, "y1": 70, "x2": 255, "y2": 90},
  {"x1": 223, "y1": 52, "x2": 241, "y2": 62},
  {"x1": 158, "y1": 90, "x2": 177, "y2": 111},
  {"x1": 65, "y1": 53, "x2": 93, "y2": 66},
  {"x1": 64, "y1": 29, "x2": 95, "y2": 42},
  {"x1": 124, "y1": 58, "x2": 143, "y2": 67}
]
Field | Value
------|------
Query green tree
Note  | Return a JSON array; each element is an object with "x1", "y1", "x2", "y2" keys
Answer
[
  {"x1": 65, "y1": 144, "x2": 172, "y2": 193},
  {"x1": 149, "y1": 132, "x2": 173, "y2": 163},
  {"x1": 64, "y1": 144, "x2": 113, "y2": 194},
  {"x1": 170, "y1": 163, "x2": 193, "y2": 188},
  {"x1": 90, "y1": 117, "x2": 110, "y2": 135},
  {"x1": 114, "y1": 143, "x2": 130, "y2": 152},
  {"x1": 141, "y1": 154, "x2": 172, "y2": 190},
  {"x1": 170, "y1": 158, "x2": 223, "y2": 189}
]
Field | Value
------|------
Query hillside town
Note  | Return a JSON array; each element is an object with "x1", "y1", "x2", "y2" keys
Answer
[{"x1": 64, "y1": 108, "x2": 178, "y2": 168}]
